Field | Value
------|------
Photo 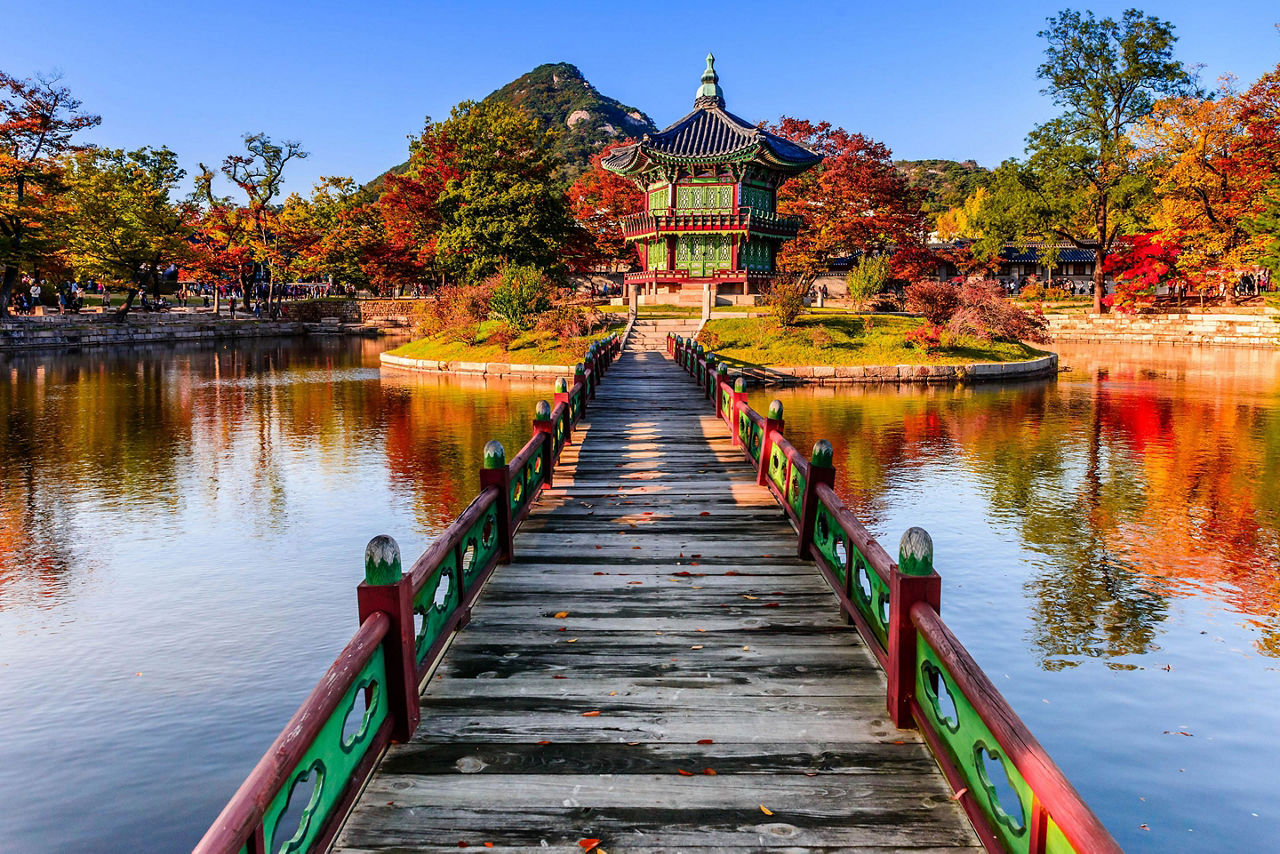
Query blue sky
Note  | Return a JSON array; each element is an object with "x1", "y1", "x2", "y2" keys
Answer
[{"x1": 3, "y1": 0, "x2": 1277, "y2": 195}]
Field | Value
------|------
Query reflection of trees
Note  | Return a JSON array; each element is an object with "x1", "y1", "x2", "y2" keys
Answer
[{"x1": 757, "y1": 365, "x2": 1280, "y2": 662}]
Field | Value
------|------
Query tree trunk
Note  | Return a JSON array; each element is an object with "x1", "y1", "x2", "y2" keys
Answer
[{"x1": 0, "y1": 265, "x2": 16, "y2": 318}]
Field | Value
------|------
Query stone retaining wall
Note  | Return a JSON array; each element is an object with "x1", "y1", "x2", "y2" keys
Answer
[
  {"x1": 379, "y1": 352, "x2": 578, "y2": 379},
  {"x1": 728, "y1": 354, "x2": 1058, "y2": 385},
  {"x1": 1046, "y1": 310, "x2": 1280, "y2": 348},
  {"x1": 0, "y1": 317, "x2": 306, "y2": 351}
]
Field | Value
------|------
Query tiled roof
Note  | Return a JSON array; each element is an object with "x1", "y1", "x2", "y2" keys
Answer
[
  {"x1": 1001, "y1": 247, "x2": 1096, "y2": 264},
  {"x1": 602, "y1": 105, "x2": 820, "y2": 174}
]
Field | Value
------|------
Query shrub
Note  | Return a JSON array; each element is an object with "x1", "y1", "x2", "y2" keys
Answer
[
  {"x1": 697, "y1": 328, "x2": 722, "y2": 350},
  {"x1": 487, "y1": 322, "x2": 518, "y2": 352},
  {"x1": 760, "y1": 274, "x2": 809, "y2": 328},
  {"x1": 845, "y1": 255, "x2": 890, "y2": 308},
  {"x1": 488, "y1": 265, "x2": 554, "y2": 331},
  {"x1": 904, "y1": 280, "x2": 962, "y2": 325},
  {"x1": 416, "y1": 282, "x2": 492, "y2": 337},
  {"x1": 1019, "y1": 281, "x2": 1047, "y2": 301},
  {"x1": 904, "y1": 324, "x2": 942, "y2": 354},
  {"x1": 536, "y1": 304, "x2": 589, "y2": 338},
  {"x1": 1044, "y1": 286, "x2": 1069, "y2": 301},
  {"x1": 947, "y1": 280, "x2": 1049, "y2": 343}
]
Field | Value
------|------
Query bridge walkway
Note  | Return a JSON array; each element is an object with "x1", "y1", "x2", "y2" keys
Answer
[{"x1": 333, "y1": 342, "x2": 980, "y2": 851}]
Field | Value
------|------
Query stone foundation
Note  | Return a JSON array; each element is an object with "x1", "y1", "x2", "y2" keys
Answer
[
  {"x1": 0, "y1": 316, "x2": 307, "y2": 351},
  {"x1": 726, "y1": 354, "x2": 1058, "y2": 385},
  {"x1": 1046, "y1": 310, "x2": 1280, "y2": 348}
]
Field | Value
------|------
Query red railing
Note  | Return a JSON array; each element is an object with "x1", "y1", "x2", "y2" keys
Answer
[
  {"x1": 669, "y1": 332, "x2": 1120, "y2": 854},
  {"x1": 196, "y1": 333, "x2": 623, "y2": 854},
  {"x1": 619, "y1": 208, "x2": 803, "y2": 239}
]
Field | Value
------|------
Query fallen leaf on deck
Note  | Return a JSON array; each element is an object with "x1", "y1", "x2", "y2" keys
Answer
[
  {"x1": 554, "y1": 611, "x2": 570, "y2": 619},
  {"x1": 742, "y1": 595, "x2": 758, "y2": 600},
  {"x1": 763, "y1": 602, "x2": 780, "y2": 608},
  {"x1": 553, "y1": 675, "x2": 567, "y2": 679},
  {"x1": 699, "y1": 511, "x2": 710, "y2": 516},
  {"x1": 760, "y1": 804, "x2": 773, "y2": 816},
  {"x1": 697, "y1": 628, "x2": 706, "y2": 632},
  {"x1": 537, "y1": 740, "x2": 551, "y2": 745},
  {"x1": 697, "y1": 738, "x2": 714, "y2": 744},
  {"x1": 690, "y1": 645, "x2": 703, "y2": 650},
  {"x1": 632, "y1": 546, "x2": 642, "y2": 550},
  {"x1": 724, "y1": 571, "x2": 741, "y2": 576},
  {"x1": 567, "y1": 638, "x2": 579, "y2": 643},
  {"x1": 628, "y1": 581, "x2": 643, "y2": 585},
  {"x1": 582, "y1": 710, "x2": 601, "y2": 717},
  {"x1": 677, "y1": 769, "x2": 694, "y2": 776},
  {"x1": 950, "y1": 787, "x2": 968, "y2": 801},
  {"x1": 609, "y1": 691, "x2": 618, "y2": 696},
  {"x1": 703, "y1": 768, "x2": 717, "y2": 775},
  {"x1": 484, "y1": 843, "x2": 494, "y2": 848},
  {"x1": 579, "y1": 839, "x2": 601, "y2": 852}
]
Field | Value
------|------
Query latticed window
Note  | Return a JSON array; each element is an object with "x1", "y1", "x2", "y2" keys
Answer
[
  {"x1": 648, "y1": 188, "x2": 667, "y2": 212},
  {"x1": 647, "y1": 239, "x2": 666, "y2": 270},
  {"x1": 740, "y1": 185, "x2": 774, "y2": 213},
  {"x1": 675, "y1": 184, "x2": 733, "y2": 212}
]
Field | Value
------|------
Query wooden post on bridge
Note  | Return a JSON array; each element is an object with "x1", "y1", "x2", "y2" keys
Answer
[
  {"x1": 798, "y1": 440, "x2": 835, "y2": 560},
  {"x1": 356, "y1": 535, "x2": 420, "y2": 742},
  {"x1": 730, "y1": 376, "x2": 748, "y2": 445},
  {"x1": 714, "y1": 362, "x2": 728, "y2": 405},
  {"x1": 553, "y1": 379, "x2": 573, "y2": 446},
  {"x1": 574, "y1": 364, "x2": 589, "y2": 410},
  {"x1": 479, "y1": 441, "x2": 513, "y2": 564},
  {"x1": 703, "y1": 354, "x2": 716, "y2": 398},
  {"x1": 888, "y1": 527, "x2": 941, "y2": 729},
  {"x1": 758, "y1": 400, "x2": 784, "y2": 486},
  {"x1": 533, "y1": 400, "x2": 555, "y2": 488}
]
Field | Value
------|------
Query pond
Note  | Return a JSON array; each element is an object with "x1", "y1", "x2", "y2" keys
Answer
[
  {"x1": 749, "y1": 340, "x2": 1280, "y2": 853},
  {"x1": 1, "y1": 336, "x2": 1277, "y2": 852}
]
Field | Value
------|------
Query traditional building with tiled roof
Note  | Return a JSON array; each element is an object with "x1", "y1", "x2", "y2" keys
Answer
[{"x1": 604, "y1": 54, "x2": 821, "y2": 301}]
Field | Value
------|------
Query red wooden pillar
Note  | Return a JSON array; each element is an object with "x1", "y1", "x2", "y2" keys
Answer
[
  {"x1": 553, "y1": 378, "x2": 573, "y2": 446},
  {"x1": 797, "y1": 440, "x2": 835, "y2": 560},
  {"x1": 730, "y1": 376, "x2": 748, "y2": 445},
  {"x1": 533, "y1": 400, "x2": 555, "y2": 488},
  {"x1": 758, "y1": 400, "x2": 784, "y2": 486},
  {"x1": 479, "y1": 440, "x2": 513, "y2": 564},
  {"x1": 887, "y1": 526, "x2": 940, "y2": 729},
  {"x1": 356, "y1": 535, "x2": 420, "y2": 742}
]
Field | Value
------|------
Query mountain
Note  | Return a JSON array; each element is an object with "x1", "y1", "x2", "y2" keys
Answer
[
  {"x1": 895, "y1": 159, "x2": 991, "y2": 218},
  {"x1": 379, "y1": 63, "x2": 657, "y2": 184}
]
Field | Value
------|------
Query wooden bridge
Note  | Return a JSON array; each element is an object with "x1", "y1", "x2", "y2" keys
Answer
[{"x1": 197, "y1": 325, "x2": 1121, "y2": 854}]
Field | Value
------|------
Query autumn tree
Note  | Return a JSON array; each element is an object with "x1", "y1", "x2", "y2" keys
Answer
[
  {"x1": 976, "y1": 9, "x2": 1194, "y2": 313},
  {"x1": 0, "y1": 72, "x2": 100, "y2": 316},
  {"x1": 770, "y1": 118, "x2": 927, "y2": 287},
  {"x1": 197, "y1": 133, "x2": 308, "y2": 313},
  {"x1": 60, "y1": 146, "x2": 193, "y2": 317},
  {"x1": 277, "y1": 177, "x2": 382, "y2": 291},
  {"x1": 565, "y1": 144, "x2": 644, "y2": 271}
]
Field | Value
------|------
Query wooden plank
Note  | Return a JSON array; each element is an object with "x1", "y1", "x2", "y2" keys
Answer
[{"x1": 334, "y1": 347, "x2": 980, "y2": 852}]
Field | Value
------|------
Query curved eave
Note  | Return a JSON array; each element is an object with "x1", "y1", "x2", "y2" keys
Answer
[{"x1": 617, "y1": 144, "x2": 818, "y2": 176}]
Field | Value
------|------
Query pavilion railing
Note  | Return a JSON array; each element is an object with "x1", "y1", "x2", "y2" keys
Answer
[
  {"x1": 669, "y1": 332, "x2": 1121, "y2": 854},
  {"x1": 194, "y1": 333, "x2": 622, "y2": 854}
]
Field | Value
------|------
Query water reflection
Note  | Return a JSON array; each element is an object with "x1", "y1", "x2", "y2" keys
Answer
[
  {"x1": 751, "y1": 341, "x2": 1280, "y2": 851},
  {"x1": 0, "y1": 336, "x2": 558, "y2": 852}
]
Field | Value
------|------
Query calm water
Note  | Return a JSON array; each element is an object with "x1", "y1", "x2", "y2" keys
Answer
[
  {"x1": 1, "y1": 338, "x2": 1278, "y2": 852},
  {"x1": 750, "y1": 341, "x2": 1280, "y2": 853}
]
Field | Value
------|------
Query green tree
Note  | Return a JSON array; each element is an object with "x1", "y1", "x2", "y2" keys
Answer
[
  {"x1": 432, "y1": 100, "x2": 576, "y2": 282},
  {"x1": 844, "y1": 254, "x2": 890, "y2": 308},
  {"x1": 976, "y1": 9, "x2": 1194, "y2": 313},
  {"x1": 1247, "y1": 186, "x2": 1280, "y2": 277},
  {"x1": 61, "y1": 146, "x2": 193, "y2": 317}
]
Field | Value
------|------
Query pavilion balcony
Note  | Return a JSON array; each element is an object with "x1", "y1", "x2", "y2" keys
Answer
[
  {"x1": 623, "y1": 268, "x2": 778, "y2": 286},
  {"x1": 619, "y1": 207, "x2": 803, "y2": 240}
]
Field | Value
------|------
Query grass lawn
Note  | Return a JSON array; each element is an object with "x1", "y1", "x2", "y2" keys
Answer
[
  {"x1": 700, "y1": 314, "x2": 1046, "y2": 367},
  {"x1": 387, "y1": 320, "x2": 619, "y2": 365}
]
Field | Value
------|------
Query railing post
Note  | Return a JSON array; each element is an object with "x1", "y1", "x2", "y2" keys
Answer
[
  {"x1": 533, "y1": 399, "x2": 555, "y2": 488},
  {"x1": 553, "y1": 377, "x2": 573, "y2": 446},
  {"x1": 356, "y1": 535, "x2": 420, "y2": 742},
  {"x1": 730, "y1": 376, "x2": 748, "y2": 444},
  {"x1": 574, "y1": 363, "x2": 589, "y2": 413},
  {"x1": 478, "y1": 440, "x2": 514, "y2": 564},
  {"x1": 888, "y1": 527, "x2": 941, "y2": 729},
  {"x1": 758, "y1": 400, "x2": 784, "y2": 486},
  {"x1": 715, "y1": 363, "x2": 728, "y2": 410},
  {"x1": 703, "y1": 354, "x2": 716, "y2": 398},
  {"x1": 798, "y1": 440, "x2": 835, "y2": 559}
]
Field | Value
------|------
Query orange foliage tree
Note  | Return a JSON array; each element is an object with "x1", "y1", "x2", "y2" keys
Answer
[{"x1": 565, "y1": 144, "x2": 643, "y2": 272}]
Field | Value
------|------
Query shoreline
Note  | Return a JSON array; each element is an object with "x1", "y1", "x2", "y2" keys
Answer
[
  {"x1": 0, "y1": 314, "x2": 384, "y2": 352},
  {"x1": 707, "y1": 353, "x2": 1059, "y2": 386}
]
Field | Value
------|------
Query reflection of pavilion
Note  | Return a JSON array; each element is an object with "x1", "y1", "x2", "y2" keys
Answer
[{"x1": 603, "y1": 54, "x2": 821, "y2": 306}]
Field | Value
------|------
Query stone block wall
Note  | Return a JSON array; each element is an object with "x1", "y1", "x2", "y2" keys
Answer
[{"x1": 1046, "y1": 310, "x2": 1280, "y2": 348}]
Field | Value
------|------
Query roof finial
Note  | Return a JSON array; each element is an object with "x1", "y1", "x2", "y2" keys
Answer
[{"x1": 695, "y1": 52, "x2": 725, "y2": 109}]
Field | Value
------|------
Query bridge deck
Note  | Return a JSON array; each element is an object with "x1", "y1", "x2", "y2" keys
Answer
[{"x1": 334, "y1": 344, "x2": 980, "y2": 852}]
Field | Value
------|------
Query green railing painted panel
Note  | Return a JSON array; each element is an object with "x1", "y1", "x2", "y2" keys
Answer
[
  {"x1": 786, "y1": 463, "x2": 805, "y2": 520},
  {"x1": 768, "y1": 444, "x2": 787, "y2": 493},
  {"x1": 460, "y1": 503, "x2": 500, "y2": 585},
  {"x1": 413, "y1": 554, "x2": 461, "y2": 665},
  {"x1": 260, "y1": 646, "x2": 388, "y2": 854},
  {"x1": 553, "y1": 411, "x2": 567, "y2": 457},
  {"x1": 719, "y1": 386, "x2": 731, "y2": 422},
  {"x1": 916, "y1": 637, "x2": 1049, "y2": 854},
  {"x1": 812, "y1": 502, "x2": 848, "y2": 587},
  {"x1": 849, "y1": 548, "x2": 890, "y2": 649}
]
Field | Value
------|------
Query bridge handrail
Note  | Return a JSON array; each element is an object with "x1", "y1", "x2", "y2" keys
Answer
[
  {"x1": 669, "y1": 334, "x2": 1119, "y2": 854},
  {"x1": 196, "y1": 332, "x2": 622, "y2": 854}
]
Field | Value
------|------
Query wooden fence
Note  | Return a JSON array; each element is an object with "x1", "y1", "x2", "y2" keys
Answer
[
  {"x1": 670, "y1": 333, "x2": 1121, "y2": 854},
  {"x1": 194, "y1": 334, "x2": 622, "y2": 854}
]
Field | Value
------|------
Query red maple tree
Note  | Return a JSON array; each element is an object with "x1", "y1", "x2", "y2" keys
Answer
[{"x1": 565, "y1": 145, "x2": 644, "y2": 272}]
